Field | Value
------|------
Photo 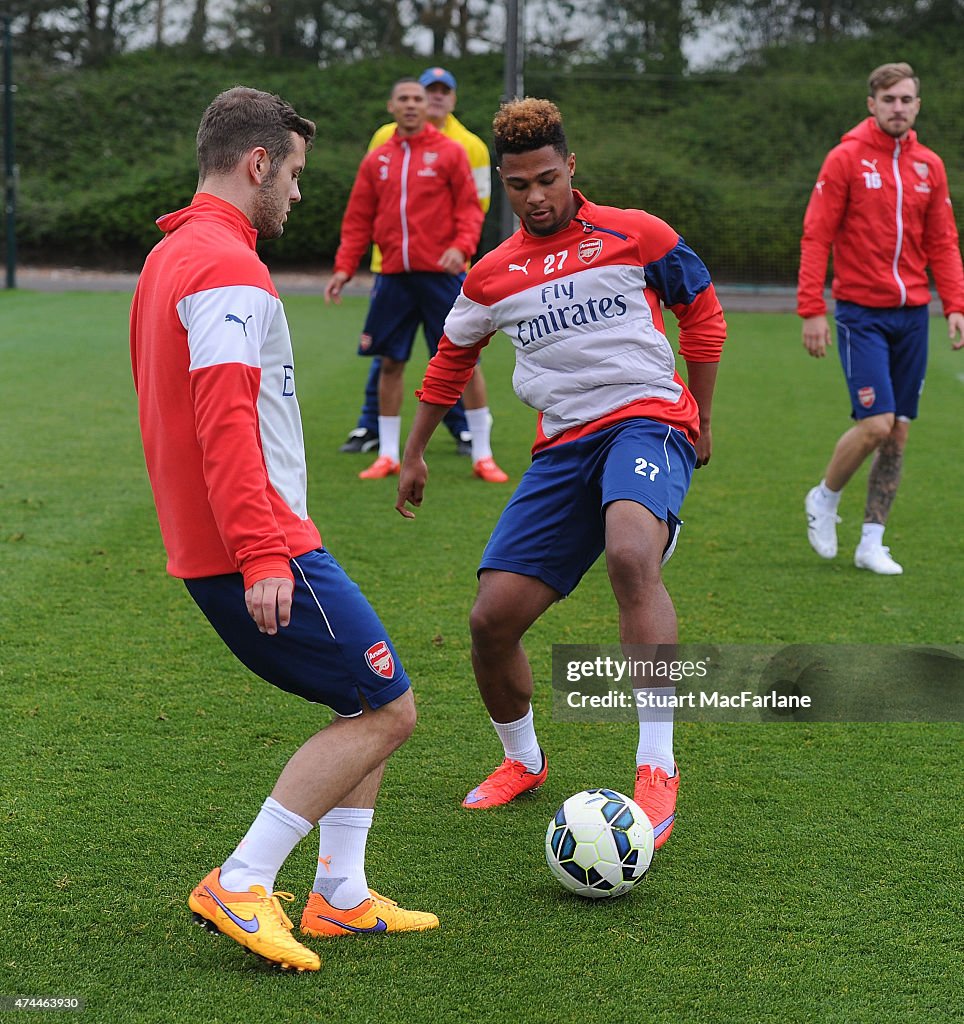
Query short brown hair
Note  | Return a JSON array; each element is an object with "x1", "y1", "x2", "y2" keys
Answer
[
  {"x1": 196, "y1": 86, "x2": 316, "y2": 180},
  {"x1": 867, "y1": 62, "x2": 919, "y2": 97},
  {"x1": 493, "y1": 98, "x2": 568, "y2": 161}
]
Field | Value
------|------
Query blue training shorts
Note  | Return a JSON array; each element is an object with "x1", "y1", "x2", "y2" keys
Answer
[
  {"x1": 479, "y1": 419, "x2": 697, "y2": 597},
  {"x1": 184, "y1": 548, "x2": 410, "y2": 717},
  {"x1": 358, "y1": 272, "x2": 464, "y2": 362},
  {"x1": 834, "y1": 301, "x2": 929, "y2": 420}
]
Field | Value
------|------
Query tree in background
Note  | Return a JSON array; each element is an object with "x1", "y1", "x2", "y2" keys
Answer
[{"x1": 4, "y1": 0, "x2": 961, "y2": 65}]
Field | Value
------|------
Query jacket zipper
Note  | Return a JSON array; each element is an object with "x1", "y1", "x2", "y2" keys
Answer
[
  {"x1": 400, "y1": 141, "x2": 412, "y2": 272},
  {"x1": 891, "y1": 139, "x2": 906, "y2": 306}
]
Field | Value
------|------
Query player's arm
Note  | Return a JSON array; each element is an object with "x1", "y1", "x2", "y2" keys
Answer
[
  {"x1": 641, "y1": 230, "x2": 726, "y2": 468},
  {"x1": 798, "y1": 149, "x2": 848, "y2": 354},
  {"x1": 395, "y1": 398, "x2": 452, "y2": 519},
  {"x1": 920, "y1": 161, "x2": 964, "y2": 348},
  {"x1": 327, "y1": 157, "x2": 378, "y2": 302},
  {"x1": 682, "y1": 360, "x2": 719, "y2": 468},
  {"x1": 444, "y1": 148, "x2": 485, "y2": 272},
  {"x1": 183, "y1": 286, "x2": 294, "y2": 631}
]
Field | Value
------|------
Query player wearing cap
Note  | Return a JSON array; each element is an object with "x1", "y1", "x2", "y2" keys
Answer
[{"x1": 338, "y1": 68, "x2": 506, "y2": 483}]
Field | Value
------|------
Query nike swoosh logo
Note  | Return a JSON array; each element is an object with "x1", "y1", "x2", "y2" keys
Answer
[
  {"x1": 205, "y1": 886, "x2": 260, "y2": 934},
  {"x1": 652, "y1": 813, "x2": 674, "y2": 838},
  {"x1": 316, "y1": 915, "x2": 388, "y2": 934}
]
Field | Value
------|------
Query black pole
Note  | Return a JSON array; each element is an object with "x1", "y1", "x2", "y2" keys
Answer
[
  {"x1": 499, "y1": 0, "x2": 524, "y2": 242},
  {"x1": 2, "y1": 15, "x2": 15, "y2": 289}
]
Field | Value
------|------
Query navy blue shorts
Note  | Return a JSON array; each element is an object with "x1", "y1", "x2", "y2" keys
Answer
[
  {"x1": 479, "y1": 420, "x2": 697, "y2": 596},
  {"x1": 834, "y1": 301, "x2": 929, "y2": 420},
  {"x1": 358, "y1": 272, "x2": 464, "y2": 362},
  {"x1": 184, "y1": 549, "x2": 410, "y2": 717}
]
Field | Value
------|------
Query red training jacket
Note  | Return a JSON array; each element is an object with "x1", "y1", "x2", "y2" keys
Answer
[
  {"x1": 333, "y1": 123, "x2": 484, "y2": 278},
  {"x1": 798, "y1": 116, "x2": 964, "y2": 317},
  {"x1": 130, "y1": 194, "x2": 321, "y2": 589},
  {"x1": 418, "y1": 192, "x2": 726, "y2": 454}
]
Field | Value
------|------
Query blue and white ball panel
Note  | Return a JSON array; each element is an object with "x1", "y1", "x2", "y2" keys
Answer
[
  {"x1": 185, "y1": 548, "x2": 410, "y2": 716},
  {"x1": 479, "y1": 419, "x2": 696, "y2": 596},
  {"x1": 834, "y1": 300, "x2": 929, "y2": 420}
]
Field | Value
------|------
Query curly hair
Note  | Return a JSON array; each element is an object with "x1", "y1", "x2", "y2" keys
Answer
[{"x1": 492, "y1": 98, "x2": 569, "y2": 161}]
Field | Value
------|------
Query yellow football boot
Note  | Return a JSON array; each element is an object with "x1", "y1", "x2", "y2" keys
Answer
[{"x1": 189, "y1": 867, "x2": 320, "y2": 972}]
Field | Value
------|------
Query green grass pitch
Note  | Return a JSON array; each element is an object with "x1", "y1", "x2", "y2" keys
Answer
[{"x1": 0, "y1": 289, "x2": 960, "y2": 1023}]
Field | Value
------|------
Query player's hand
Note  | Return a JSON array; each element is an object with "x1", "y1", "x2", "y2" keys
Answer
[
  {"x1": 948, "y1": 312, "x2": 964, "y2": 350},
  {"x1": 245, "y1": 577, "x2": 293, "y2": 635},
  {"x1": 438, "y1": 248, "x2": 467, "y2": 275},
  {"x1": 395, "y1": 457, "x2": 428, "y2": 519},
  {"x1": 324, "y1": 271, "x2": 350, "y2": 305},
  {"x1": 694, "y1": 425, "x2": 712, "y2": 468},
  {"x1": 802, "y1": 315, "x2": 831, "y2": 357}
]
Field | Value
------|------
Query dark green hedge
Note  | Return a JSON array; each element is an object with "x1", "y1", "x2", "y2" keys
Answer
[{"x1": 8, "y1": 33, "x2": 963, "y2": 281}]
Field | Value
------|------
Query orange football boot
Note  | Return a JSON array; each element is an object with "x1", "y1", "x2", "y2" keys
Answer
[{"x1": 634, "y1": 763, "x2": 680, "y2": 850}]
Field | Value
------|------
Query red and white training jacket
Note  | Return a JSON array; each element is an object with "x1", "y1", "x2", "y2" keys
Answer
[
  {"x1": 333, "y1": 123, "x2": 484, "y2": 277},
  {"x1": 417, "y1": 192, "x2": 726, "y2": 453},
  {"x1": 798, "y1": 116, "x2": 964, "y2": 317},
  {"x1": 130, "y1": 193, "x2": 321, "y2": 589}
]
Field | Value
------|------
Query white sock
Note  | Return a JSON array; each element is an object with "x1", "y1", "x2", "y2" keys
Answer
[
  {"x1": 220, "y1": 796, "x2": 314, "y2": 893},
  {"x1": 492, "y1": 707, "x2": 542, "y2": 772},
  {"x1": 466, "y1": 407, "x2": 493, "y2": 461},
  {"x1": 635, "y1": 687, "x2": 676, "y2": 776},
  {"x1": 860, "y1": 522, "x2": 885, "y2": 548},
  {"x1": 312, "y1": 807, "x2": 374, "y2": 910},
  {"x1": 816, "y1": 480, "x2": 842, "y2": 509},
  {"x1": 378, "y1": 415, "x2": 401, "y2": 462}
]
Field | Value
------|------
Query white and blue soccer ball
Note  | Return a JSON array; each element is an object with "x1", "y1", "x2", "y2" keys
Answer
[{"x1": 545, "y1": 789, "x2": 654, "y2": 899}]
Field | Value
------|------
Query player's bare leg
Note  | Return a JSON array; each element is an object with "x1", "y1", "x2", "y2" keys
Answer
[
  {"x1": 806, "y1": 412, "x2": 895, "y2": 559},
  {"x1": 189, "y1": 693, "x2": 416, "y2": 967},
  {"x1": 604, "y1": 500, "x2": 676, "y2": 644},
  {"x1": 824, "y1": 412, "x2": 895, "y2": 491},
  {"x1": 271, "y1": 691, "x2": 415, "y2": 820},
  {"x1": 361, "y1": 355, "x2": 407, "y2": 477},
  {"x1": 461, "y1": 571, "x2": 558, "y2": 808},
  {"x1": 462, "y1": 365, "x2": 508, "y2": 483},
  {"x1": 298, "y1": 716, "x2": 439, "y2": 937},
  {"x1": 864, "y1": 419, "x2": 909, "y2": 524},
  {"x1": 855, "y1": 418, "x2": 909, "y2": 575},
  {"x1": 469, "y1": 570, "x2": 560, "y2": 722},
  {"x1": 604, "y1": 499, "x2": 681, "y2": 847}
]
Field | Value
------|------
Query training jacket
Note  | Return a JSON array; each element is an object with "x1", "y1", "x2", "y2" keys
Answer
[
  {"x1": 798, "y1": 116, "x2": 964, "y2": 317},
  {"x1": 367, "y1": 114, "x2": 491, "y2": 273},
  {"x1": 417, "y1": 192, "x2": 726, "y2": 454},
  {"x1": 130, "y1": 193, "x2": 321, "y2": 589},
  {"x1": 333, "y1": 123, "x2": 484, "y2": 278}
]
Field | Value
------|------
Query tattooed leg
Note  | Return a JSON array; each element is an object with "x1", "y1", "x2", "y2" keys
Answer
[{"x1": 864, "y1": 421, "x2": 909, "y2": 525}]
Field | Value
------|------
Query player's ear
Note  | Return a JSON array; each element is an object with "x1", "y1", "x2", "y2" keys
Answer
[
  {"x1": 247, "y1": 146, "x2": 270, "y2": 186},
  {"x1": 568, "y1": 152, "x2": 576, "y2": 178}
]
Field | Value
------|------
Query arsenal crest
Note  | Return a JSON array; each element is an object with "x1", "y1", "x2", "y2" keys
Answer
[
  {"x1": 578, "y1": 238, "x2": 603, "y2": 264},
  {"x1": 423, "y1": 151, "x2": 438, "y2": 165},
  {"x1": 913, "y1": 161, "x2": 929, "y2": 179},
  {"x1": 858, "y1": 386, "x2": 876, "y2": 409},
  {"x1": 359, "y1": 332, "x2": 373, "y2": 351},
  {"x1": 365, "y1": 640, "x2": 395, "y2": 679}
]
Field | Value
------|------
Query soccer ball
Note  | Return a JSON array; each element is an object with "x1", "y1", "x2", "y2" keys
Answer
[{"x1": 545, "y1": 789, "x2": 654, "y2": 899}]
